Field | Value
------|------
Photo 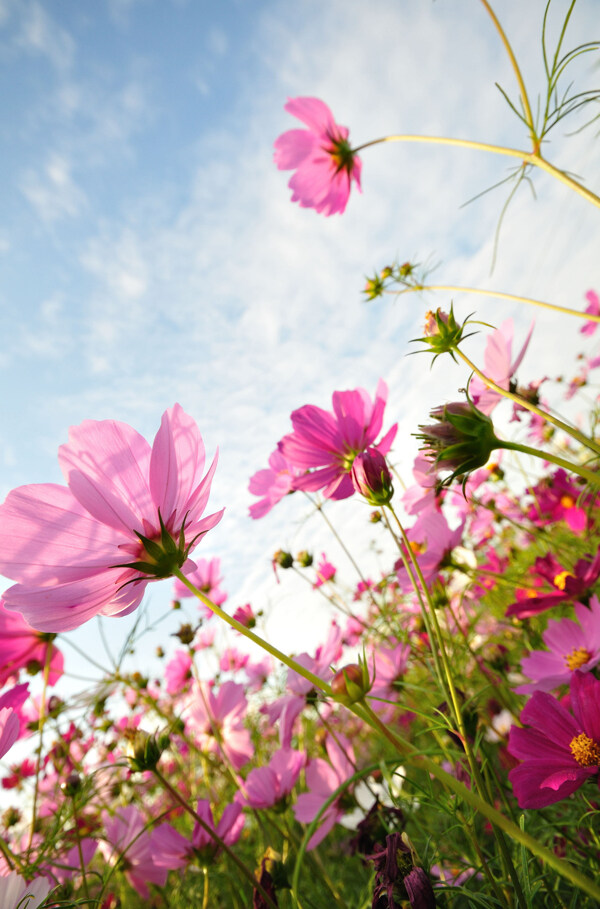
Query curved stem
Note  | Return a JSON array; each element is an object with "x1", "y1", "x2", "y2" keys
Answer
[
  {"x1": 172, "y1": 568, "x2": 331, "y2": 696},
  {"x1": 453, "y1": 345, "x2": 600, "y2": 456},
  {"x1": 393, "y1": 283, "x2": 600, "y2": 323},
  {"x1": 498, "y1": 439, "x2": 600, "y2": 487},
  {"x1": 478, "y1": 0, "x2": 536, "y2": 148},
  {"x1": 351, "y1": 135, "x2": 600, "y2": 209}
]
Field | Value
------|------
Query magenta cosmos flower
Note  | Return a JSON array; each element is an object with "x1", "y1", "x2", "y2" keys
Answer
[
  {"x1": 279, "y1": 379, "x2": 397, "y2": 500},
  {"x1": 508, "y1": 670, "x2": 600, "y2": 808},
  {"x1": 274, "y1": 97, "x2": 362, "y2": 216},
  {"x1": 0, "y1": 404, "x2": 223, "y2": 632}
]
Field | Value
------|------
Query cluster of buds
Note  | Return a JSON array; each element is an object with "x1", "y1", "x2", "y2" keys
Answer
[
  {"x1": 417, "y1": 400, "x2": 499, "y2": 484},
  {"x1": 363, "y1": 261, "x2": 419, "y2": 300}
]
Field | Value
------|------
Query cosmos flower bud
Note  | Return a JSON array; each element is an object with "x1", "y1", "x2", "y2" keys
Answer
[
  {"x1": 60, "y1": 772, "x2": 82, "y2": 797},
  {"x1": 273, "y1": 549, "x2": 294, "y2": 569},
  {"x1": 296, "y1": 550, "x2": 313, "y2": 567},
  {"x1": 414, "y1": 304, "x2": 471, "y2": 363},
  {"x1": 351, "y1": 448, "x2": 394, "y2": 505},
  {"x1": 417, "y1": 400, "x2": 499, "y2": 484},
  {"x1": 331, "y1": 659, "x2": 372, "y2": 705},
  {"x1": 126, "y1": 730, "x2": 166, "y2": 773}
]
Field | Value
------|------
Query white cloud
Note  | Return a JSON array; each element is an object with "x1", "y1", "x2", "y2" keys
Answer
[
  {"x1": 17, "y1": 0, "x2": 74, "y2": 70},
  {"x1": 20, "y1": 152, "x2": 86, "y2": 221}
]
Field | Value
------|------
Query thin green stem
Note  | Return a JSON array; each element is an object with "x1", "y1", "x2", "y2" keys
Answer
[
  {"x1": 172, "y1": 568, "x2": 331, "y2": 696},
  {"x1": 392, "y1": 283, "x2": 600, "y2": 323},
  {"x1": 453, "y1": 345, "x2": 600, "y2": 456},
  {"x1": 351, "y1": 135, "x2": 600, "y2": 209},
  {"x1": 498, "y1": 439, "x2": 600, "y2": 487},
  {"x1": 478, "y1": 0, "x2": 536, "y2": 148}
]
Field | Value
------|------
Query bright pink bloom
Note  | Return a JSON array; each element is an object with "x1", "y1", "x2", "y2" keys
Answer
[
  {"x1": 0, "y1": 870, "x2": 51, "y2": 909},
  {"x1": 516, "y1": 597, "x2": 600, "y2": 694},
  {"x1": 100, "y1": 805, "x2": 170, "y2": 898},
  {"x1": 280, "y1": 380, "x2": 397, "y2": 500},
  {"x1": 248, "y1": 449, "x2": 300, "y2": 519},
  {"x1": 526, "y1": 469, "x2": 588, "y2": 535},
  {"x1": 184, "y1": 680, "x2": 253, "y2": 770},
  {"x1": 470, "y1": 319, "x2": 534, "y2": 415},
  {"x1": 506, "y1": 551, "x2": 600, "y2": 619},
  {"x1": 508, "y1": 671, "x2": 600, "y2": 808},
  {"x1": 294, "y1": 734, "x2": 356, "y2": 848},
  {"x1": 0, "y1": 599, "x2": 63, "y2": 687},
  {"x1": 0, "y1": 684, "x2": 30, "y2": 743},
  {"x1": 313, "y1": 553, "x2": 336, "y2": 588},
  {"x1": 580, "y1": 289, "x2": 600, "y2": 335},
  {"x1": 219, "y1": 647, "x2": 249, "y2": 673},
  {"x1": 172, "y1": 556, "x2": 227, "y2": 613},
  {"x1": 238, "y1": 748, "x2": 305, "y2": 809},
  {"x1": 0, "y1": 405, "x2": 223, "y2": 632},
  {"x1": 274, "y1": 97, "x2": 362, "y2": 216},
  {"x1": 232, "y1": 603, "x2": 256, "y2": 628},
  {"x1": 164, "y1": 650, "x2": 193, "y2": 694}
]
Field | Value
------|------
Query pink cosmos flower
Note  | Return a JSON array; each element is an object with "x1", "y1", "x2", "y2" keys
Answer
[
  {"x1": 506, "y1": 551, "x2": 600, "y2": 619},
  {"x1": 232, "y1": 603, "x2": 256, "y2": 628},
  {"x1": 526, "y1": 469, "x2": 588, "y2": 535},
  {"x1": 279, "y1": 380, "x2": 397, "y2": 500},
  {"x1": 0, "y1": 404, "x2": 223, "y2": 632},
  {"x1": 184, "y1": 680, "x2": 253, "y2": 770},
  {"x1": 172, "y1": 556, "x2": 227, "y2": 613},
  {"x1": 237, "y1": 748, "x2": 305, "y2": 809},
  {"x1": 580, "y1": 289, "x2": 600, "y2": 336},
  {"x1": 248, "y1": 449, "x2": 300, "y2": 519},
  {"x1": 313, "y1": 553, "x2": 336, "y2": 588},
  {"x1": 153, "y1": 800, "x2": 244, "y2": 868},
  {"x1": 508, "y1": 670, "x2": 600, "y2": 808},
  {"x1": 274, "y1": 97, "x2": 362, "y2": 216},
  {"x1": 100, "y1": 805, "x2": 170, "y2": 898},
  {"x1": 0, "y1": 598, "x2": 63, "y2": 687},
  {"x1": 515, "y1": 597, "x2": 600, "y2": 694},
  {"x1": 0, "y1": 870, "x2": 51, "y2": 909},
  {"x1": 164, "y1": 649, "x2": 193, "y2": 694},
  {"x1": 470, "y1": 319, "x2": 534, "y2": 415},
  {"x1": 0, "y1": 709, "x2": 20, "y2": 760},
  {"x1": 294, "y1": 733, "x2": 356, "y2": 848}
]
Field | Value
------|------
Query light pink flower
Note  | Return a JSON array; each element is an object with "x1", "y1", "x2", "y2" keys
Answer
[
  {"x1": 0, "y1": 709, "x2": 19, "y2": 760},
  {"x1": 0, "y1": 599, "x2": 63, "y2": 687},
  {"x1": 172, "y1": 556, "x2": 227, "y2": 613},
  {"x1": 238, "y1": 748, "x2": 305, "y2": 809},
  {"x1": 294, "y1": 734, "x2": 356, "y2": 848},
  {"x1": 274, "y1": 97, "x2": 362, "y2": 216},
  {"x1": 153, "y1": 800, "x2": 244, "y2": 869},
  {"x1": 0, "y1": 405, "x2": 223, "y2": 632},
  {"x1": 313, "y1": 553, "x2": 336, "y2": 588},
  {"x1": 101, "y1": 806, "x2": 171, "y2": 898},
  {"x1": 164, "y1": 650, "x2": 193, "y2": 694},
  {"x1": 184, "y1": 680, "x2": 253, "y2": 770},
  {"x1": 248, "y1": 449, "x2": 300, "y2": 519},
  {"x1": 280, "y1": 380, "x2": 397, "y2": 500},
  {"x1": 580, "y1": 289, "x2": 600, "y2": 336},
  {"x1": 470, "y1": 319, "x2": 534, "y2": 415},
  {"x1": 232, "y1": 603, "x2": 256, "y2": 628},
  {"x1": 0, "y1": 870, "x2": 51, "y2": 909}
]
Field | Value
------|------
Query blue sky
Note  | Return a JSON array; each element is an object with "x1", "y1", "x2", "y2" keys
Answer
[{"x1": 1, "y1": 0, "x2": 600, "y2": 680}]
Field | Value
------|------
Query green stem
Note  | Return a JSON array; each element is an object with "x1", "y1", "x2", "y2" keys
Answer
[
  {"x1": 478, "y1": 0, "x2": 536, "y2": 149},
  {"x1": 497, "y1": 439, "x2": 600, "y2": 487},
  {"x1": 172, "y1": 568, "x2": 331, "y2": 696},
  {"x1": 356, "y1": 702, "x2": 600, "y2": 903},
  {"x1": 393, "y1": 283, "x2": 600, "y2": 324},
  {"x1": 453, "y1": 345, "x2": 600, "y2": 457},
  {"x1": 351, "y1": 135, "x2": 600, "y2": 209}
]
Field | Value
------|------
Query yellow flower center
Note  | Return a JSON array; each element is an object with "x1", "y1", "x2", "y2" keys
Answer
[
  {"x1": 560, "y1": 494, "x2": 575, "y2": 508},
  {"x1": 410, "y1": 540, "x2": 427, "y2": 555},
  {"x1": 564, "y1": 648, "x2": 592, "y2": 671},
  {"x1": 569, "y1": 732, "x2": 600, "y2": 767},
  {"x1": 553, "y1": 570, "x2": 573, "y2": 591}
]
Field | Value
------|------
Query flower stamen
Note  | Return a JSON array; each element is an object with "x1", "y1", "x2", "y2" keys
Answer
[
  {"x1": 569, "y1": 732, "x2": 600, "y2": 766},
  {"x1": 564, "y1": 647, "x2": 592, "y2": 671}
]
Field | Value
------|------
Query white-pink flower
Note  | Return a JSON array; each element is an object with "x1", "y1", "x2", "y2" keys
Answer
[
  {"x1": 0, "y1": 870, "x2": 51, "y2": 909},
  {"x1": 0, "y1": 405, "x2": 223, "y2": 632}
]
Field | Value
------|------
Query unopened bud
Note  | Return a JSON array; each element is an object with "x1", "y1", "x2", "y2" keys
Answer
[
  {"x1": 126, "y1": 730, "x2": 165, "y2": 773},
  {"x1": 351, "y1": 448, "x2": 393, "y2": 506},
  {"x1": 273, "y1": 549, "x2": 293, "y2": 569},
  {"x1": 331, "y1": 661, "x2": 371, "y2": 705},
  {"x1": 296, "y1": 550, "x2": 313, "y2": 567},
  {"x1": 61, "y1": 772, "x2": 82, "y2": 797}
]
